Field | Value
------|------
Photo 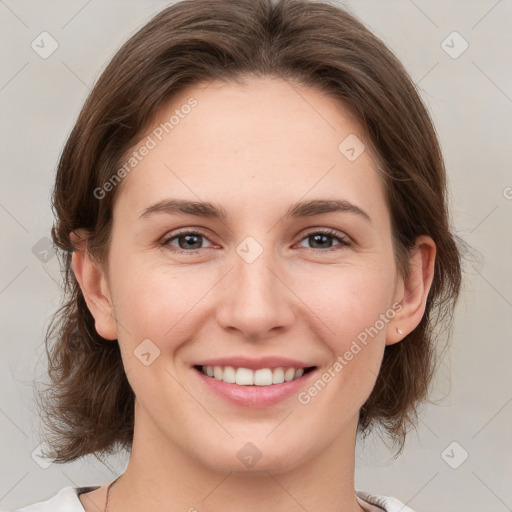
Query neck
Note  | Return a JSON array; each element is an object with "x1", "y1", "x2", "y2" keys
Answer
[{"x1": 108, "y1": 403, "x2": 365, "y2": 512}]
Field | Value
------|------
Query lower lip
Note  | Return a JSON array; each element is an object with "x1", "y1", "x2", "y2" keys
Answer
[{"x1": 193, "y1": 367, "x2": 318, "y2": 407}]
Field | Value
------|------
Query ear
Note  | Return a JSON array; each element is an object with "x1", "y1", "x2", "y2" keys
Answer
[
  {"x1": 70, "y1": 230, "x2": 117, "y2": 341},
  {"x1": 386, "y1": 235, "x2": 436, "y2": 345}
]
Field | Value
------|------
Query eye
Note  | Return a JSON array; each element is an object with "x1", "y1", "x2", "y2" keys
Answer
[
  {"x1": 296, "y1": 228, "x2": 351, "y2": 251},
  {"x1": 161, "y1": 230, "x2": 214, "y2": 254},
  {"x1": 161, "y1": 227, "x2": 351, "y2": 255}
]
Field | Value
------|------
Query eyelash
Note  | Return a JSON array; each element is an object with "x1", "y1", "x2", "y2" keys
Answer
[{"x1": 161, "y1": 228, "x2": 351, "y2": 255}]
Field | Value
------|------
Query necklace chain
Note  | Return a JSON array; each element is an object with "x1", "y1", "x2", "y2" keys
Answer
[{"x1": 104, "y1": 476, "x2": 121, "y2": 512}]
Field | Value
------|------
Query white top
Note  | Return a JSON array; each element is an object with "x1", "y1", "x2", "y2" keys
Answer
[{"x1": 9, "y1": 486, "x2": 415, "y2": 512}]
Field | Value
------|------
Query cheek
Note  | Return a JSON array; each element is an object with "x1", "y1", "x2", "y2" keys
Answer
[
  {"x1": 294, "y1": 271, "x2": 392, "y2": 418},
  {"x1": 297, "y1": 261, "x2": 395, "y2": 341},
  {"x1": 296, "y1": 262, "x2": 394, "y2": 401},
  {"x1": 108, "y1": 260, "x2": 205, "y2": 401},
  {"x1": 108, "y1": 252, "x2": 218, "y2": 354}
]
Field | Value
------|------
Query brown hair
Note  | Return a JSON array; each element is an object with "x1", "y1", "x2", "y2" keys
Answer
[{"x1": 39, "y1": 0, "x2": 463, "y2": 463}]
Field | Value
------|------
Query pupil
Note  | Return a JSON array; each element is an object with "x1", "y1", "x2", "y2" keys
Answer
[
  {"x1": 180, "y1": 234, "x2": 201, "y2": 249},
  {"x1": 311, "y1": 234, "x2": 330, "y2": 248}
]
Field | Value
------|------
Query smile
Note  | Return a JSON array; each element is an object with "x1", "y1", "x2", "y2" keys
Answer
[
  {"x1": 192, "y1": 364, "x2": 319, "y2": 408},
  {"x1": 196, "y1": 365, "x2": 317, "y2": 386}
]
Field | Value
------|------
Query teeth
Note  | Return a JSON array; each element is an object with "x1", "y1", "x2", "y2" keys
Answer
[{"x1": 201, "y1": 365, "x2": 308, "y2": 386}]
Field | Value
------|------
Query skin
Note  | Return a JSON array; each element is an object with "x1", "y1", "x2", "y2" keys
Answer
[{"x1": 73, "y1": 76, "x2": 436, "y2": 512}]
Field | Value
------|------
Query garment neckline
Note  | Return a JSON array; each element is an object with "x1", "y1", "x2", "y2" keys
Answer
[
  {"x1": 76, "y1": 486, "x2": 101, "y2": 496},
  {"x1": 73, "y1": 485, "x2": 385, "y2": 511}
]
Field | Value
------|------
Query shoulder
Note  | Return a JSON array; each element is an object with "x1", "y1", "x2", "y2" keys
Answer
[
  {"x1": 9, "y1": 486, "x2": 96, "y2": 512},
  {"x1": 356, "y1": 489, "x2": 416, "y2": 512}
]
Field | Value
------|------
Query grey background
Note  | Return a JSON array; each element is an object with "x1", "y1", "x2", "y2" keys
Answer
[{"x1": 1, "y1": 0, "x2": 511, "y2": 511}]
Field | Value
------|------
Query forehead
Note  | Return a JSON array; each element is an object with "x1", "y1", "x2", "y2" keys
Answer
[{"x1": 114, "y1": 76, "x2": 388, "y2": 223}]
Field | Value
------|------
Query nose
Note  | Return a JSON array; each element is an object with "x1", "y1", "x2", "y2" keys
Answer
[{"x1": 216, "y1": 245, "x2": 296, "y2": 340}]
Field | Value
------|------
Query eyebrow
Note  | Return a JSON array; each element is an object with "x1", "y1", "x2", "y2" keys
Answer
[{"x1": 139, "y1": 198, "x2": 371, "y2": 223}]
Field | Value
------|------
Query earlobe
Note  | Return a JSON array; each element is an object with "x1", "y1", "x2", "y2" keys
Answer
[
  {"x1": 70, "y1": 230, "x2": 117, "y2": 341},
  {"x1": 387, "y1": 235, "x2": 436, "y2": 345}
]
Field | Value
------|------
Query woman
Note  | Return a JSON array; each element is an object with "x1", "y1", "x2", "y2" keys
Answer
[{"x1": 14, "y1": 0, "x2": 462, "y2": 510}]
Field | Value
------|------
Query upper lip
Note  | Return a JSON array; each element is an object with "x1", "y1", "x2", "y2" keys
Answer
[{"x1": 193, "y1": 356, "x2": 317, "y2": 371}]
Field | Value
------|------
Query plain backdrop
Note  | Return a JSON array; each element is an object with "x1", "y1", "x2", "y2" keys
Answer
[{"x1": 1, "y1": 1, "x2": 511, "y2": 511}]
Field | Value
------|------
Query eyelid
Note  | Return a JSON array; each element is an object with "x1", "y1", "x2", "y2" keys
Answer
[
  {"x1": 160, "y1": 227, "x2": 214, "y2": 248},
  {"x1": 296, "y1": 227, "x2": 351, "y2": 248}
]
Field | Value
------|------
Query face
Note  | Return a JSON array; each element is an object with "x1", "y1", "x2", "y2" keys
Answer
[{"x1": 91, "y1": 77, "x2": 406, "y2": 474}]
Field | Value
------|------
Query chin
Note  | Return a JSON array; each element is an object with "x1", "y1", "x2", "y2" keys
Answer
[{"x1": 195, "y1": 439, "x2": 309, "y2": 476}]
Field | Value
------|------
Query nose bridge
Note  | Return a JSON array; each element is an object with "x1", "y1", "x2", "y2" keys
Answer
[{"x1": 216, "y1": 235, "x2": 294, "y2": 338}]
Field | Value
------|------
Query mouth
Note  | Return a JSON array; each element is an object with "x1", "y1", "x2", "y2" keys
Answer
[{"x1": 193, "y1": 364, "x2": 317, "y2": 386}]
